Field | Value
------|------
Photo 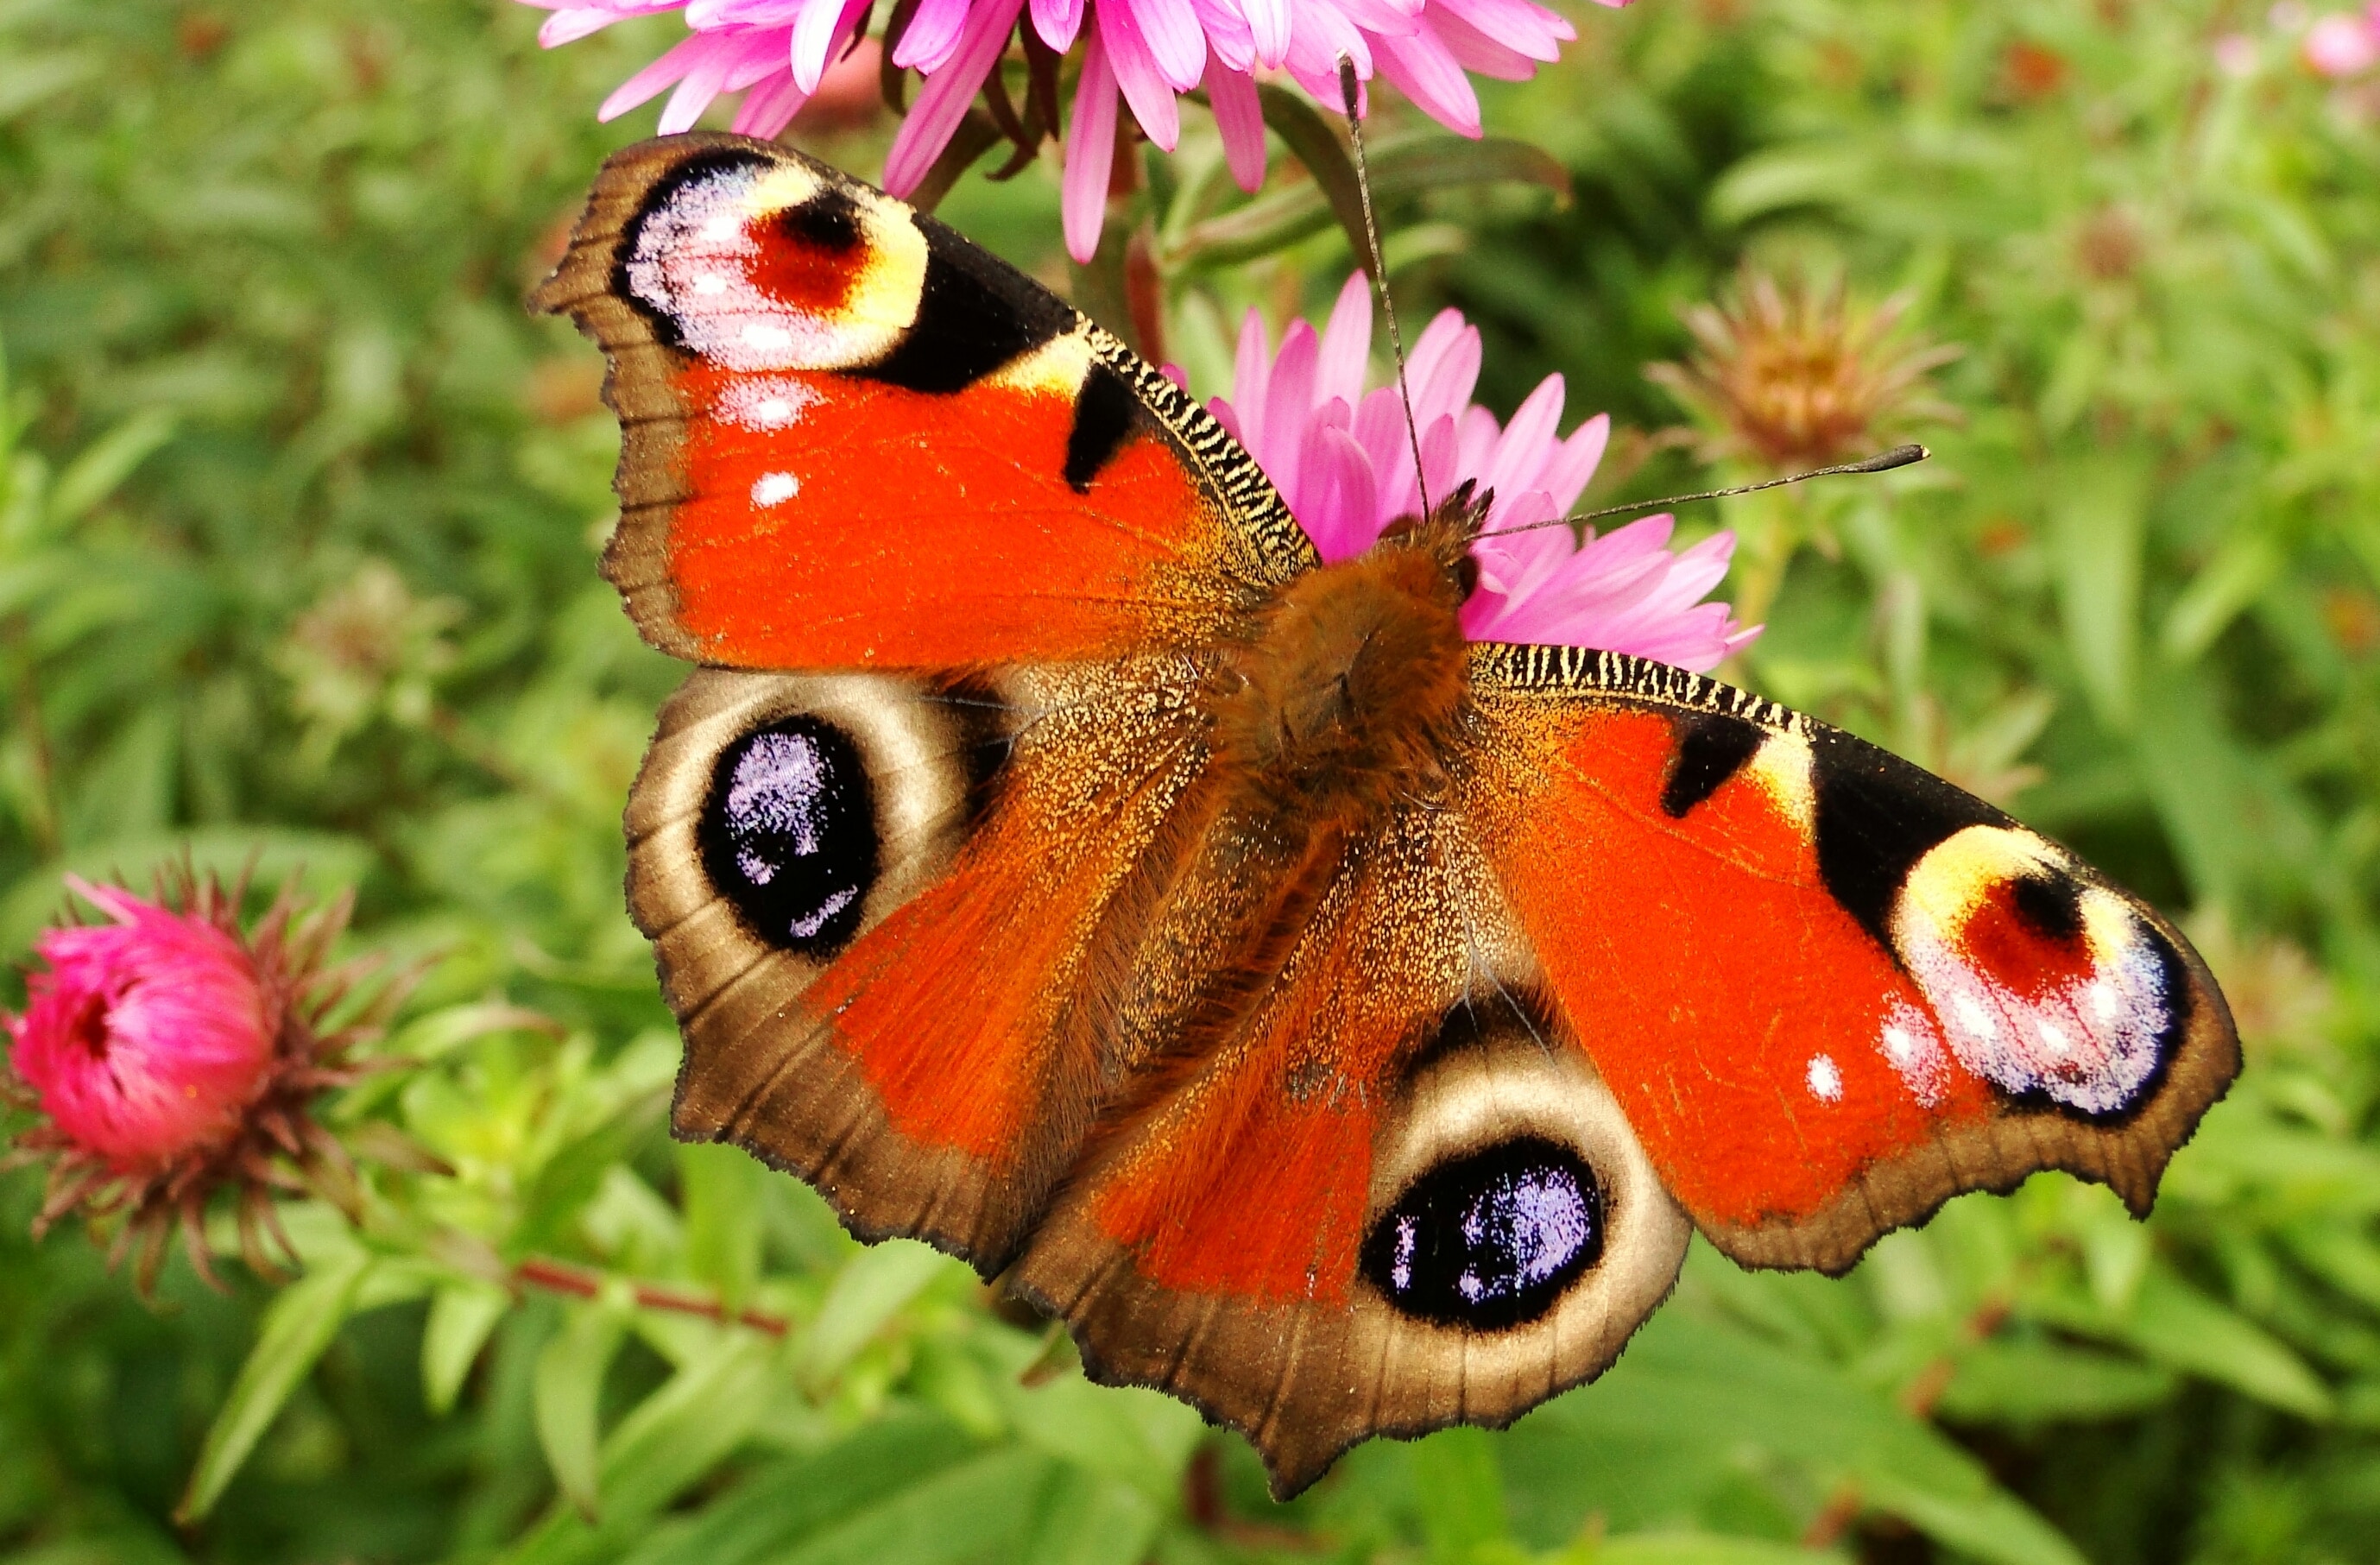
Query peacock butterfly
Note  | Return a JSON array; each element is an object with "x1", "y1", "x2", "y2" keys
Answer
[{"x1": 532, "y1": 133, "x2": 2239, "y2": 1498}]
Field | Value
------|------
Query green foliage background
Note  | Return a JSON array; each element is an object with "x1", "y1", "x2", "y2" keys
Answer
[{"x1": 5, "y1": 0, "x2": 2380, "y2": 1561}]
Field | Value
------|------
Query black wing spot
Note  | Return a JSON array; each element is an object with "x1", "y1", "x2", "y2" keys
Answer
[
  {"x1": 700, "y1": 715, "x2": 879, "y2": 956},
  {"x1": 1064, "y1": 364, "x2": 1140, "y2": 492},
  {"x1": 1661, "y1": 714, "x2": 1766, "y2": 818},
  {"x1": 774, "y1": 186, "x2": 861, "y2": 253},
  {"x1": 1811, "y1": 726, "x2": 2007, "y2": 949},
  {"x1": 867, "y1": 212, "x2": 1075, "y2": 393},
  {"x1": 2010, "y1": 872, "x2": 2086, "y2": 944},
  {"x1": 1360, "y1": 1138, "x2": 1605, "y2": 1331}
]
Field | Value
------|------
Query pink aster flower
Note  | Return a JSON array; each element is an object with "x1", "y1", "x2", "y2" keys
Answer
[
  {"x1": 522, "y1": 0, "x2": 1599, "y2": 262},
  {"x1": 3, "y1": 871, "x2": 384, "y2": 1290},
  {"x1": 2303, "y1": 7, "x2": 2380, "y2": 75},
  {"x1": 1209, "y1": 274, "x2": 1758, "y2": 671}
]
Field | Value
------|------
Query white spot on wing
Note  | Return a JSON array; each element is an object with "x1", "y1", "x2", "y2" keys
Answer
[
  {"x1": 751, "y1": 471, "x2": 799, "y2": 506},
  {"x1": 1807, "y1": 1054, "x2": 1844, "y2": 1103}
]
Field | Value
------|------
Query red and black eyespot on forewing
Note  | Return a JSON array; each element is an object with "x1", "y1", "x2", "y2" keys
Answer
[
  {"x1": 1464, "y1": 645, "x2": 2238, "y2": 1272},
  {"x1": 532, "y1": 132, "x2": 1315, "y2": 674}
]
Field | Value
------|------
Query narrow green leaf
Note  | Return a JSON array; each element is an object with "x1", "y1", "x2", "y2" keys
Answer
[
  {"x1": 1935, "y1": 1341, "x2": 2175, "y2": 1423},
  {"x1": 799, "y1": 1240, "x2": 950, "y2": 1388},
  {"x1": 775, "y1": 1448, "x2": 1053, "y2": 1565},
  {"x1": 534, "y1": 1299, "x2": 631, "y2": 1519},
  {"x1": 422, "y1": 1282, "x2": 512, "y2": 1417},
  {"x1": 1582, "y1": 1537, "x2": 1849, "y2": 1565},
  {"x1": 1020, "y1": 1467, "x2": 1161, "y2": 1565},
  {"x1": 678, "y1": 1142, "x2": 765, "y2": 1309},
  {"x1": 1413, "y1": 1426, "x2": 1509, "y2": 1561},
  {"x1": 176, "y1": 1251, "x2": 372, "y2": 1522},
  {"x1": 2124, "y1": 1271, "x2": 2333, "y2": 1420},
  {"x1": 47, "y1": 409, "x2": 174, "y2": 526},
  {"x1": 2049, "y1": 456, "x2": 2147, "y2": 729},
  {"x1": 2161, "y1": 531, "x2": 2282, "y2": 663},
  {"x1": 1255, "y1": 80, "x2": 1374, "y2": 273}
]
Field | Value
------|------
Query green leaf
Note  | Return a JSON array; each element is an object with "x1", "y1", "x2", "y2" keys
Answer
[
  {"x1": 799, "y1": 1241, "x2": 951, "y2": 1389},
  {"x1": 773, "y1": 1448, "x2": 1053, "y2": 1565},
  {"x1": 1176, "y1": 128, "x2": 1567, "y2": 270},
  {"x1": 177, "y1": 1251, "x2": 373, "y2": 1522},
  {"x1": 1020, "y1": 1466, "x2": 1162, "y2": 1565},
  {"x1": 677, "y1": 1142, "x2": 765, "y2": 1309},
  {"x1": 534, "y1": 1297, "x2": 631, "y2": 1518},
  {"x1": 2121, "y1": 1272, "x2": 2333, "y2": 1420},
  {"x1": 1253, "y1": 81, "x2": 1373, "y2": 275},
  {"x1": 2161, "y1": 531, "x2": 2283, "y2": 664},
  {"x1": 47, "y1": 409, "x2": 174, "y2": 526},
  {"x1": 1414, "y1": 1427, "x2": 1510, "y2": 1562},
  {"x1": 1934, "y1": 1341, "x2": 2176, "y2": 1424},
  {"x1": 422, "y1": 1281, "x2": 513, "y2": 1417},
  {"x1": 2049, "y1": 455, "x2": 2147, "y2": 730},
  {"x1": 1580, "y1": 1537, "x2": 1850, "y2": 1565}
]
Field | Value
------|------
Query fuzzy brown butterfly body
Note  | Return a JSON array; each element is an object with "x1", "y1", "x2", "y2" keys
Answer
[{"x1": 534, "y1": 133, "x2": 2239, "y2": 1496}]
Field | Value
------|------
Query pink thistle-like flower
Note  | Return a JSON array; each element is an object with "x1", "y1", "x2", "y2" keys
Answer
[
  {"x1": 1209, "y1": 273, "x2": 1758, "y2": 671},
  {"x1": 2, "y1": 870, "x2": 388, "y2": 1290},
  {"x1": 2303, "y1": 8, "x2": 2380, "y2": 75},
  {"x1": 521, "y1": 0, "x2": 1598, "y2": 262}
]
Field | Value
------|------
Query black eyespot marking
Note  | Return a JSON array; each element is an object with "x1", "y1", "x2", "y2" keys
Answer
[
  {"x1": 1662, "y1": 714, "x2": 1765, "y2": 818},
  {"x1": 775, "y1": 188, "x2": 860, "y2": 253},
  {"x1": 868, "y1": 214, "x2": 1074, "y2": 393},
  {"x1": 699, "y1": 716, "x2": 878, "y2": 955},
  {"x1": 2010, "y1": 872, "x2": 2086, "y2": 945},
  {"x1": 1811, "y1": 726, "x2": 2006, "y2": 948},
  {"x1": 1064, "y1": 364, "x2": 1139, "y2": 491},
  {"x1": 1362, "y1": 1138, "x2": 1604, "y2": 1330}
]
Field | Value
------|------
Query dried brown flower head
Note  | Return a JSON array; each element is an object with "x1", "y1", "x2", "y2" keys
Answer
[{"x1": 1648, "y1": 267, "x2": 1962, "y2": 474}]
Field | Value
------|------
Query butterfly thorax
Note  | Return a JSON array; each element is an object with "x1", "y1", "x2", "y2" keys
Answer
[{"x1": 1209, "y1": 521, "x2": 1471, "y2": 826}]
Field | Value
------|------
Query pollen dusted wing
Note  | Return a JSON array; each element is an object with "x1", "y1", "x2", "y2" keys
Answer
[
  {"x1": 1012, "y1": 805, "x2": 1690, "y2": 1499},
  {"x1": 530, "y1": 133, "x2": 1313, "y2": 672},
  {"x1": 1463, "y1": 645, "x2": 2239, "y2": 1272},
  {"x1": 628, "y1": 660, "x2": 1214, "y2": 1265}
]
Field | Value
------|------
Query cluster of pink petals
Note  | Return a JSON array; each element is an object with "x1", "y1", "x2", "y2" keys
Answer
[
  {"x1": 6, "y1": 879, "x2": 273, "y2": 1175},
  {"x1": 1209, "y1": 274, "x2": 1758, "y2": 670},
  {"x1": 521, "y1": 0, "x2": 1594, "y2": 261},
  {"x1": 2302, "y1": 5, "x2": 2380, "y2": 76}
]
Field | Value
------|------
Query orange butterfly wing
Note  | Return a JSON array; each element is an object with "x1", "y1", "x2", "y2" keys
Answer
[
  {"x1": 532, "y1": 134, "x2": 1312, "y2": 671},
  {"x1": 1463, "y1": 646, "x2": 2239, "y2": 1271}
]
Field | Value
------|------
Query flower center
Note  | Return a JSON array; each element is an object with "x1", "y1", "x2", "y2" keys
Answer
[{"x1": 66, "y1": 990, "x2": 111, "y2": 1061}]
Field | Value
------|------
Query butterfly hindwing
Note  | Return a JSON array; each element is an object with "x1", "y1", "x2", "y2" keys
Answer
[
  {"x1": 628, "y1": 659, "x2": 1213, "y2": 1263},
  {"x1": 1013, "y1": 804, "x2": 1691, "y2": 1497},
  {"x1": 532, "y1": 133, "x2": 1315, "y2": 673},
  {"x1": 1463, "y1": 646, "x2": 2239, "y2": 1272}
]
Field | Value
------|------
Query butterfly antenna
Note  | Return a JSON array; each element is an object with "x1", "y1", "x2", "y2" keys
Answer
[
  {"x1": 1337, "y1": 56, "x2": 1432, "y2": 522},
  {"x1": 1475, "y1": 444, "x2": 1933, "y2": 540}
]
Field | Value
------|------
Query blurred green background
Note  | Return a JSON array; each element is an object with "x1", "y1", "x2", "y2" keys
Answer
[{"x1": 7, "y1": 0, "x2": 2380, "y2": 1561}]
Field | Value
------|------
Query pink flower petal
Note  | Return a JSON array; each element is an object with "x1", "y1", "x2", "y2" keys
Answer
[
  {"x1": 891, "y1": 0, "x2": 972, "y2": 75},
  {"x1": 1062, "y1": 28, "x2": 1121, "y2": 261},
  {"x1": 1206, "y1": 59, "x2": 1268, "y2": 190},
  {"x1": 1373, "y1": 22, "x2": 1482, "y2": 136},
  {"x1": 1125, "y1": 0, "x2": 1210, "y2": 91},
  {"x1": 732, "y1": 66, "x2": 810, "y2": 134},
  {"x1": 1242, "y1": 0, "x2": 1292, "y2": 66},
  {"x1": 1100, "y1": 0, "x2": 1185, "y2": 148},
  {"x1": 1032, "y1": 0, "x2": 1085, "y2": 50},
  {"x1": 1316, "y1": 271, "x2": 1374, "y2": 409},
  {"x1": 884, "y1": 0, "x2": 1026, "y2": 194}
]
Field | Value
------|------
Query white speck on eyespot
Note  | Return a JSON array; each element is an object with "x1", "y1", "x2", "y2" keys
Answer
[
  {"x1": 698, "y1": 215, "x2": 741, "y2": 243},
  {"x1": 742, "y1": 323, "x2": 793, "y2": 351},
  {"x1": 2037, "y1": 1020, "x2": 2071, "y2": 1056},
  {"x1": 1807, "y1": 1054, "x2": 1844, "y2": 1102},
  {"x1": 2088, "y1": 981, "x2": 2119, "y2": 1021},
  {"x1": 1883, "y1": 1025, "x2": 1915, "y2": 1063},
  {"x1": 691, "y1": 272, "x2": 729, "y2": 295},
  {"x1": 752, "y1": 397, "x2": 795, "y2": 426},
  {"x1": 751, "y1": 471, "x2": 799, "y2": 506},
  {"x1": 1954, "y1": 994, "x2": 1998, "y2": 1039}
]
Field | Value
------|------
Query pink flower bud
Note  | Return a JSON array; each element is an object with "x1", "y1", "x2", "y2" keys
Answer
[
  {"x1": 9, "y1": 878, "x2": 273, "y2": 1175},
  {"x1": 2303, "y1": 11, "x2": 2379, "y2": 76}
]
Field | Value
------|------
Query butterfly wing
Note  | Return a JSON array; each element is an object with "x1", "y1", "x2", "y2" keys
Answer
[
  {"x1": 531, "y1": 133, "x2": 1314, "y2": 671},
  {"x1": 1012, "y1": 800, "x2": 1692, "y2": 1498},
  {"x1": 536, "y1": 136, "x2": 1305, "y2": 1265},
  {"x1": 1461, "y1": 645, "x2": 2239, "y2": 1272}
]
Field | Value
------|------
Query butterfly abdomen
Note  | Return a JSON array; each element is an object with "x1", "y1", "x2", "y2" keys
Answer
[{"x1": 1210, "y1": 537, "x2": 1470, "y2": 826}]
